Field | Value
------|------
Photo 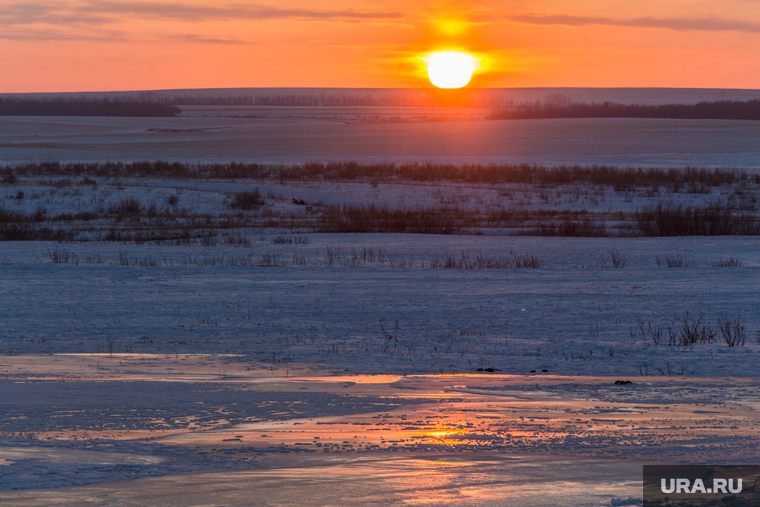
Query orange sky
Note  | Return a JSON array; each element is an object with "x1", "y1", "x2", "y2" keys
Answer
[{"x1": 2, "y1": 0, "x2": 760, "y2": 92}]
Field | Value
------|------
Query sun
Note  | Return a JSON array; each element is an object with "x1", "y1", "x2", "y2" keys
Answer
[{"x1": 422, "y1": 51, "x2": 481, "y2": 89}]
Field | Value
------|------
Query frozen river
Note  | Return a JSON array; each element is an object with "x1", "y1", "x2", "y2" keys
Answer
[{"x1": 3, "y1": 355, "x2": 758, "y2": 505}]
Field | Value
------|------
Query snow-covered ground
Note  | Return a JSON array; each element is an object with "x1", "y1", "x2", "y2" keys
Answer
[
  {"x1": 4, "y1": 175, "x2": 756, "y2": 217},
  {"x1": 2, "y1": 174, "x2": 759, "y2": 406},
  {"x1": 2, "y1": 234, "x2": 758, "y2": 377},
  {"x1": 4, "y1": 113, "x2": 760, "y2": 167},
  {"x1": 2, "y1": 158, "x2": 760, "y2": 503}
]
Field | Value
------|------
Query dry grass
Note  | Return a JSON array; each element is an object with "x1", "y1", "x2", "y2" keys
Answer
[
  {"x1": 4, "y1": 161, "x2": 756, "y2": 187},
  {"x1": 630, "y1": 202, "x2": 759, "y2": 236}
]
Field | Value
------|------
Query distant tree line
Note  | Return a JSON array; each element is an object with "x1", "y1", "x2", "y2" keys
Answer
[
  {"x1": 0, "y1": 92, "x2": 513, "y2": 111},
  {"x1": 7, "y1": 91, "x2": 760, "y2": 113},
  {"x1": 158, "y1": 92, "x2": 507, "y2": 108},
  {"x1": 491, "y1": 99, "x2": 760, "y2": 120},
  {"x1": 0, "y1": 98, "x2": 180, "y2": 117},
  {"x1": 168, "y1": 93, "x2": 416, "y2": 107}
]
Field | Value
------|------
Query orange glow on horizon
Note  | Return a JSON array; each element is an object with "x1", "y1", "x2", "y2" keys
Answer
[{"x1": 1, "y1": 0, "x2": 760, "y2": 92}]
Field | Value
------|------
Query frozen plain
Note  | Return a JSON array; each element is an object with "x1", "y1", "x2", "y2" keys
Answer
[
  {"x1": 2, "y1": 106, "x2": 760, "y2": 506},
  {"x1": 2, "y1": 106, "x2": 760, "y2": 167}
]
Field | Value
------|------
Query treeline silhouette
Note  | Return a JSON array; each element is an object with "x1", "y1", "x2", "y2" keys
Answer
[
  {"x1": 167, "y1": 93, "x2": 425, "y2": 107},
  {"x1": 0, "y1": 98, "x2": 180, "y2": 117},
  {"x1": 152, "y1": 91, "x2": 507, "y2": 108},
  {"x1": 5, "y1": 161, "x2": 756, "y2": 187},
  {"x1": 492, "y1": 99, "x2": 760, "y2": 120}
]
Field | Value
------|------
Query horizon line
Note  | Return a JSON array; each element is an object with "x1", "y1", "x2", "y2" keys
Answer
[{"x1": 3, "y1": 86, "x2": 760, "y2": 96}]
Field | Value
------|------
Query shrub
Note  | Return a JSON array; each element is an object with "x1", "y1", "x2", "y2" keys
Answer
[
  {"x1": 109, "y1": 197, "x2": 142, "y2": 215},
  {"x1": 656, "y1": 254, "x2": 687, "y2": 268},
  {"x1": 318, "y1": 204, "x2": 459, "y2": 234},
  {"x1": 0, "y1": 207, "x2": 46, "y2": 224},
  {"x1": 513, "y1": 254, "x2": 541, "y2": 268},
  {"x1": 230, "y1": 189, "x2": 265, "y2": 210},
  {"x1": 715, "y1": 256, "x2": 743, "y2": 267},
  {"x1": 638, "y1": 320, "x2": 663, "y2": 345},
  {"x1": 718, "y1": 313, "x2": 747, "y2": 347},
  {"x1": 0, "y1": 224, "x2": 73, "y2": 241},
  {"x1": 523, "y1": 217, "x2": 608, "y2": 237},
  {"x1": 675, "y1": 312, "x2": 716, "y2": 345},
  {"x1": 49, "y1": 248, "x2": 78, "y2": 264},
  {"x1": 53, "y1": 212, "x2": 98, "y2": 221},
  {"x1": 609, "y1": 249, "x2": 627, "y2": 268},
  {"x1": 631, "y1": 202, "x2": 759, "y2": 236},
  {"x1": 1, "y1": 170, "x2": 17, "y2": 184}
]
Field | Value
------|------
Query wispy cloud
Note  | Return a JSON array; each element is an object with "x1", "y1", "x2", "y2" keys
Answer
[
  {"x1": 0, "y1": 1, "x2": 402, "y2": 44},
  {"x1": 0, "y1": 27, "x2": 126, "y2": 41},
  {"x1": 171, "y1": 33, "x2": 252, "y2": 44},
  {"x1": 0, "y1": 1, "x2": 403, "y2": 27},
  {"x1": 501, "y1": 13, "x2": 760, "y2": 34},
  {"x1": 83, "y1": 2, "x2": 403, "y2": 22},
  {"x1": 0, "y1": 1, "x2": 110, "y2": 26}
]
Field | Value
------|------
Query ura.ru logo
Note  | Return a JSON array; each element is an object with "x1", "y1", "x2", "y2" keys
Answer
[{"x1": 661, "y1": 478, "x2": 742, "y2": 494}]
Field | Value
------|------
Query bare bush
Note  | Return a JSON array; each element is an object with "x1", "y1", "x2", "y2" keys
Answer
[
  {"x1": 513, "y1": 254, "x2": 541, "y2": 268},
  {"x1": 259, "y1": 252, "x2": 286, "y2": 267},
  {"x1": 656, "y1": 254, "x2": 687, "y2": 268},
  {"x1": 49, "y1": 247, "x2": 78, "y2": 264},
  {"x1": 717, "y1": 312, "x2": 747, "y2": 347},
  {"x1": 608, "y1": 249, "x2": 627, "y2": 268},
  {"x1": 715, "y1": 256, "x2": 743, "y2": 267},
  {"x1": 0, "y1": 224, "x2": 74, "y2": 241},
  {"x1": 380, "y1": 319, "x2": 399, "y2": 341},
  {"x1": 0, "y1": 207, "x2": 46, "y2": 224},
  {"x1": 106, "y1": 336, "x2": 116, "y2": 357},
  {"x1": 108, "y1": 197, "x2": 142, "y2": 215},
  {"x1": 677, "y1": 312, "x2": 716, "y2": 345},
  {"x1": 631, "y1": 202, "x2": 759, "y2": 236},
  {"x1": 116, "y1": 251, "x2": 131, "y2": 266},
  {"x1": 230, "y1": 189, "x2": 265, "y2": 210},
  {"x1": 1, "y1": 170, "x2": 17, "y2": 184},
  {"x1": 638, "y1": 320, "x2": 663, "y2": 345},
  {"x1": 318, "y1": 204, "x2": 459, "y2": 234},
  {"x1": 225, "y1": 233, "x2": 251, "y2": 246},
  {"x1": 525, "y1": 217, "x2": 608, "y2": 237}
]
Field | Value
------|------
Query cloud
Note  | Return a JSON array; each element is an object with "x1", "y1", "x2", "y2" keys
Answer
[
  {"x1": 0, "y1": 2, "x2": 110, "y2": 26},
  {"x1": 0, "y1": 1, "x2": 403, "y2": 27},
  {"x1": 500, "y1": 13, "x2": 760, "y2": 34},
  {"x1": 171, "y1": 33, "x2": 252, "y2": 44},
  {"x1": 0, "y1": 27, "x2": 125, "y2": 41},
  {"x1": 84, "y1": 2, "x2": 403, "y2": 21},
  {"x1": 0, "y1": 1, "x2": 403, "y2": 43}
]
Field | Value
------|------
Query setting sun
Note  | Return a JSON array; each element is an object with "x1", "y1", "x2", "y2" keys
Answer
[{"x1": 422, "y1": 51, "x2": 481, "y2": 89}]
